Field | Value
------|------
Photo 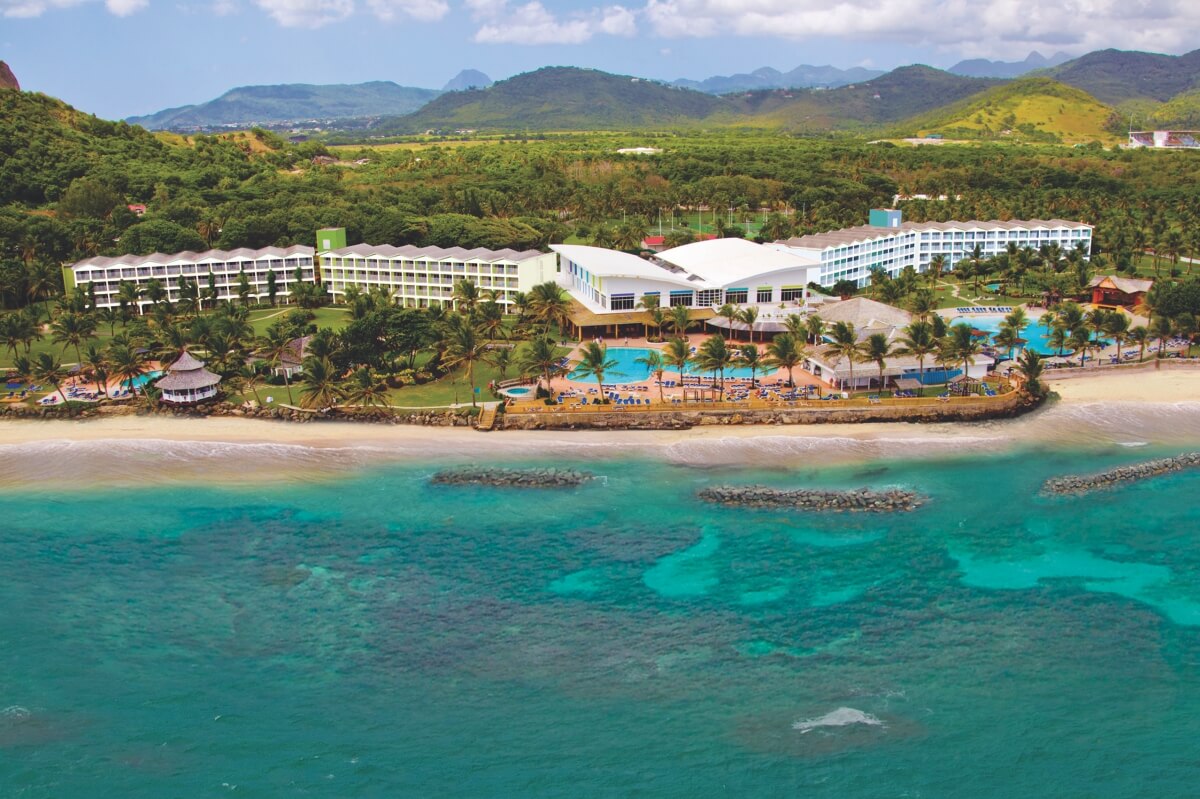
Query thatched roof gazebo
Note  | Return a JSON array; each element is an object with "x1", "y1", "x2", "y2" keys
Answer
[{"x1": 156, "y1": 351, "x2": 221, "y2": 405}]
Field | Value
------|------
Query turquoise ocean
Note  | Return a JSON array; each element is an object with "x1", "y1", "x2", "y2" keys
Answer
[{"x1": 4, "y1": 401, "x2": 1200, "y2": 796}]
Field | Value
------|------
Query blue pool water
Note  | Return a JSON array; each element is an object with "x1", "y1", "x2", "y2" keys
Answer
[
  {"x1": 570, "y1": 346, "x2": 760, "y2": 383},
  {"x1": 505, "y1": 386, "x2": 532, "y2": 396},
  {"x1": 949, "y1": 315, "x2": 1070, "y2": 358},
  {"x1": 122, "y1": 370, "x2": 163, "y2": 390}
]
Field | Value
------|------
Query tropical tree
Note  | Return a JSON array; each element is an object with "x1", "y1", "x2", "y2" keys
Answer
[
  {"x1": 765, "y1": 333, "x2": 803, "y2": 389},
  {"x1": 909, "y1": 288, "x2": 936, "y2": 320},
  {"x1": 441, "y1": 314, "x2": 490, "y2": 406},
  {"x1": 738, "y1": 344, "x2": 762, "y2": 387},
  {"x1": 28, "y1": 351, "x2": 71, "y2": 410},
  {"x1": 1128, "y1": 325, "x2": 1150, "y2": 363},
  {"x1": 234, "y1": 362, "x2": 265, "y2": 407},
  {"x1": 1149, "y1": 315, "x2": 1174, "y2": 367},
  {"x1": 858, "y1": 332, "x2": 894, "y2": 393},
  {"x1": 1103, "y1": 312, "x2": 1131, "y2": 361},
  {"x1": 106, "y1": 342, "x2": 148, "y2": 398},
  {"x1": 1016, "y1": 349, "x2": 1045, "y2": 397},
  {"x1": 298, "y1": 356, "x2": 345, "y2": 411},
  {"x1": 663, "y1": 337, "x2": 692, "y2": 401},
  {"x1": 945, "y1": 322, "x2": 983, "y2": 381},
  {"x1": 50, "y1": 311, "x2": 96, "y2": 364},
  {"x1": 452, "y1": 279, "x2": 481, "y2": 315},
  {"x1": 634, "y1": 348, "x2": 667, "y2": 403},
  {"x1": 81, "y1": 342, "x2": 108, "y2": 398},
  {"x1": 668, "y1": 304, "x2": 691, "y2": 338},
  {"x1": 1067, "y1": 326, "x2": 1092, "y2": 368},
  {"x1": 514, "y1": 336, "x2": 566, "y2": 397},
  {"x1": 694, "y1": 334, "x2": 734, "y2": 399},
  {"x1": 717, "y1": 302, "x2": 740, "y2": 336},
  {"x1": 258, "y1": 325, "x2": 296, "y2": 405},
  {"x1": 475, "y1": 299, "x2": 507, "y2": 341},
  {"x1": 485, "y1": 346, "x2": 513, "y2": 380},
  {"x1": 573, "y1": 341, "x2": 619, "y2": 400},
  {"x1": 896, "y1": 320, "x2": 937, "y2": 386},
  {"x1": 528, "y1": 281, "x2": 571, "y2": 334},
  {"x1": 344, "y1": 366, "x2": 391, "y2": 414},
  {"x1": 738, "y1": 305, "x2": 760, "y2": 342},
  {"x1": 804, "y1": 314, "x2": 826, "y2": 345},
  {"x1": 927, "y1": 253, "x2": 947, "y2": 287},
  {"x1": 826, "y1": 320, "x2": 860, "y2": 392}
]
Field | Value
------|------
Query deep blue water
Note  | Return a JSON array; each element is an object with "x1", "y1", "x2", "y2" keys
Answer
[
  {"x1": 3, "y1": 443, "x2": 1200, "y2": 796},
  {"x1": 570, "y1": 346, "x2": 759, "y2": 383}
]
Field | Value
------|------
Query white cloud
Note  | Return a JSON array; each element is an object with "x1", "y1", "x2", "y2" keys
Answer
[
  {"x1": 252, "y1": 0, "x2": 352, "y2": 25},
  {"x1": 105, "y1": 0, "x2": 146, "y2": 14},
  {"x1": 366, "y1": 0, "x2": 446, "y2": 21},
  {"x1": 639, "y1": 0, "x2": 1200, "y2": 59},
  {"x1": 1, "y1": 0, "x2": 85, "y2": 17},
  {"x1": 473, "y1": 0, "x2": 636, "y2": 44}
]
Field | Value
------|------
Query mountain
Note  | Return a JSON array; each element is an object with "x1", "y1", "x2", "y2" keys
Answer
[
  {"x1": 728, "y1": 66, "x2": 1005, "y2": 130},
  {"x1": 384, "y1": 67, "x2": 726, "y2": 132},
  {"x1": 1147, "y1": 89, "x2": 1200, "y2": 128},
  {"x1": 127, "y1": 81, "x2": 442, "y2": 131},
  {"x1": 674, "y1": 64, "x2": 884, "y2": 94},
  {"x1": 1045, "y1": 48, "x2": 1200, "y2": 104},
  {"x1": 898, "y1": 77, "x2": 1115, "y2": 143},
  {"x1": 442, "y1": 70, "x2": 492, "y2": 92},
  {"x1": 948, "y1": 51, "x2": 1071, "y2": 79},
  {"x1": 0, "y1": 61, "x2": 18, "y2": 91}
]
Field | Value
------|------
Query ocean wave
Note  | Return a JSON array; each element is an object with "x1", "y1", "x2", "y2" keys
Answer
[{"x1": 792, "y1": 707, "x2": 883, "y2": 733}]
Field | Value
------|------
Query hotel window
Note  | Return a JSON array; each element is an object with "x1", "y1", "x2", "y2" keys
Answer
[
  {"x1": 697, "y1": 289, "x2": 722, "y2": 306},
  {"x1": 669, "y1": 291, "x2": 693, "y2": 307},
  {"x1": 610, "y1": 293, "x2": 635, "y2": 311},
  {"x1": 757, "y1": 288, "x2": 773, "y2": 303},
  {"x1": 725, "y1": 289, "x2": 748, "y2": 304},
  {"x1": 780, "y1": 286, "x2": 805, "y2": 301}
]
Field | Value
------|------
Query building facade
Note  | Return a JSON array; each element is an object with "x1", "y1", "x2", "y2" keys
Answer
[
  {"x1": 319, "y1": 243, "x2": 558, "y2": 309},
  {"x1": 66, "y1": 246, "x2": 316, "y2": 311},
  {"x1": 773, "y1": 212, "x2": 1093, "y2": 288}
]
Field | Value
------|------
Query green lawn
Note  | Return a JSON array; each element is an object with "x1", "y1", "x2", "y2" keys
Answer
[{"x1": 247, "y1": 306, "x2": 352, "y2": 337}]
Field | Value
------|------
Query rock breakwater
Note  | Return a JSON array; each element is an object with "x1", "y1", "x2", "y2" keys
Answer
[
  {"x1": 431, "y1": 467, "x2": 593, "y2": 488},
  {"x1": 698, "y1": 485, "x2": 925, "y2": 512},
  {"x1": 1042, "y1": 452, "x2": 1200, "y2": 495}
]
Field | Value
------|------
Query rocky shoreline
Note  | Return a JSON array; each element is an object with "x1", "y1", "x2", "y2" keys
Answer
[
  {"x1": 431, "y1": 467, "x2": 593, "y2": 488},
  {"x1": 698, "y1": 485, "x2": 926, "y2": 512},
  {"x1": 1042, "y1": 452, "x2": 1200, "y2": 495}
]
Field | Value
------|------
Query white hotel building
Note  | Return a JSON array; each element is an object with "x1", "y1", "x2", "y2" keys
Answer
[
  {"x1": 319, "y1": 244, "x2": 558, "y2": 309},
  {"x1": 67, "y1": 246, "x2": 316, "y2": 311},
  {"x1": 772, "y1": 210, "x2": 1093, "y2": 288}
]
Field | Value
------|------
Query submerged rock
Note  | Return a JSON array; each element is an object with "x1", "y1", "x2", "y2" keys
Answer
[
  {"x1": 431, "y1": 466, "x2": 593, "y2": 488},
  {"x1": 698, "y1": 485, "x2": 925, "y2": 512},
  {"x1": 1043, "y1": 452, "x2": 1200, "y2": 496}
]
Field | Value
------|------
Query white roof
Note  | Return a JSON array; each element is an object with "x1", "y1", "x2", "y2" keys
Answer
[
  {"x1": 655, "y1": 238, "x2": 818, "y2": 287},
  {"x1": 550, "y1": 245, "x2": 695, "y2": 286}
]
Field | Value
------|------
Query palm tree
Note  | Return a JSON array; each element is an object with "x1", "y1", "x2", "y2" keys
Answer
[
  {"x1": 804, "y1": 314, "x2": 826, "y2": 346},
  {"x1": 992, "y1": 323, "x2": 1021, "y2": 362},
  {"x1": 1103, "y1": 312, "x2": 1131, "y2": 361},
  {"x1": 826, "y1": 320, "x2": 860, "y2": 392},
  {"x1": 738, "y1": 344, "x2": 762, "y2": 387},
  {"x1": 143, "y1": 279, "x2": 167, "y2": 312},
  {"x1": 858, "y1": 332, "x2": 894, "y2": 393},
  {"x1": 765, "y1": 333, "x2": 803, "y2": 389},
  {"x1": 50, "y1": 312, "x2": 96, "y2": 365},
  {"x1": 668, "y1": 304, "x2": 692, "y2": 338},
  {"x1": 257, "y1": 326, "x2": 296, "y2": 405},
  {"x1": 30, "y1": 351, "x2": 71, "y2": 411},
  {"x1": 694, "y1": 335, "x2": 734, "y2": 399},
  {"x1": 647, "y1": 306, "x2": 667, "y2": 342},
  {"x1": 235, "y1": 362, "x2": 266, "y2": 407},
  {"x1": 344, "y1": 366, "x2": 391, "y2": 414},
  {"x1": 515, "y1": 336, "x2": 565, "y2": 397},
  {"x1": 116, "y1": 281, "x2": 142, "y2": 318},
  {"x1": 1149, "y1": 315, "x2": 1174, "y2": 368},
  {"x1": 442, "y1": 315, "x2": 490, "y2": 407},
  {"x1": 452, "y1": 279, "x2": 481, "y2": 315},
  {"x1": 738, "y1": 306, "x2": 760, "y2": 342},
  {"x1": 1068, "y1": 327, "x2": 1092, "y2": 368},
  {"x1": 896, "y1": 320, "x2": 937, "y2": 387},
  {"x1": 909, "y1": 288, "x2": 936, "y2": 321},
  {"x1": 298, "y1": 356, "x2": 345, "y2": 411},
  {"x1": 946, "y1": 322, "x2": 983, "y2": 381},
  {"x1": 717, "y1": 302, "x2": 740, "y2": 337},
  {"x1": 573, "y1": 341, "x2": 619, "y2": 400},
  {"x1": 476, "y1": 300, "x2": 507, "y2": 341},
  {"x1": 927, "y1": 253, "x2": 947, "y2": 287},
  {"x1": 106, "y1": 342, "x2": 148, "y2": 398},
  {"x1": 528, "y1": 281, "x2": 571, "y2": 335},
  {"x1": 485, "y1": 346, "x2": 513, "y2": 380},
  {"x1": 82, "y1": 342, "x2": 108, "y2": 398},
  {"x1": 636, "y1": 293, "x2": 661, "y2": 339},
  {"x1": 663, "y1": 337, "x2": 692, "y2": 401},
  {"x1": 1016, "y1": 349, "x2": 1045, "y2": 397},
  {"x1": 1128, "y1": 325, "x2": 1150, "y2": 363},
  {"x1": 634, "y1": 348, "x2": 667, "y2": 403}
]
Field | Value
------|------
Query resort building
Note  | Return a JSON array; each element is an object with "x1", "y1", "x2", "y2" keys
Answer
[
  {"x1": 772, "y1": 210, "x2": 1093, "y2": 288},
  {"x1": 318, "y1": 243, "x2": 558, "y2": 309},
  {"x1": 156, "y1": 351, "x2": 221, "y2": 404},
  {"x1": 552, "y1": 238, "x2": 821, "y2": 337},
  {"x1": 802, "y1": 297, "x2": 993, "y2": 389},
  {"x1": 1127, "y1": 131, "x2": 1200, "y2": 149},
  {"x1": 65, "y1": 246, "x2": 317, "y2": 311},
  {"x1": 1087, "y1": 275, "x2": 1153, "y2": 309}
]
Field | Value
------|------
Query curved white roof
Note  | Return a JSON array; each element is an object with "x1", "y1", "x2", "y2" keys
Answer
[
  {"x1": 551, "y1": 244, "x2": 695, "y2": 287},
  {"x1": 656, "y1": 238, "x2": 818, "y2": 287}
]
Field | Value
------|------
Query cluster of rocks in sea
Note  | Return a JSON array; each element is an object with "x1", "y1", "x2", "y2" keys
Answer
[
  {"x1": 431, "y1": 467, "x2": 593, "y2": 488},
  {"x1": 698, "y1": 485, "x2": 925, "y2": 512},
  {"x1": 1043, "y1": 452, "x2": 1200, "y2": 495}
]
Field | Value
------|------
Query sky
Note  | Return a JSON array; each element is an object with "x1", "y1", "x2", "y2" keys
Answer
[{"x1": 2, "y1": 0, "x2": 1198, "y2": 119}]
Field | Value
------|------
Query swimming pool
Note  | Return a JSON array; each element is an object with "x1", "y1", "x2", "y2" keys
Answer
[
  {"x1": 569, "y1": 347, "x2": 761, "y2": 383},
  {"x1": 500, "y1": 386, "x2": 533, "y2": 398},
  {"x1": 123, "y1": 370, "x2": 163, "y2": 390},
  {"x1": 948, "y1": 315, "x2": 1070, "y2": 358}
]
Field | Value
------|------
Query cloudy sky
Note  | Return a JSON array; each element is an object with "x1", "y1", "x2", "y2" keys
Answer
[{"x1": 3, "y1": 0, "x2": 1196, "y2": 119}]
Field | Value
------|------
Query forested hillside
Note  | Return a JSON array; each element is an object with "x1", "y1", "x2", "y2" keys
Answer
[{"x1": 1047, "y1": 48, "x2": 1200, "y2": 104}]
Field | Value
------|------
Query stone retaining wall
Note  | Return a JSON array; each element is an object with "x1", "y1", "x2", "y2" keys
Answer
[{"x1": 1043, "y1": 452, "x2": 1200, "y2": 495}]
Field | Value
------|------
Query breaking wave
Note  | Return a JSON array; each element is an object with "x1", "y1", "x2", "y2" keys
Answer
[{"x1": 792, "y1": 707, "x2": 883, "y2": 733}]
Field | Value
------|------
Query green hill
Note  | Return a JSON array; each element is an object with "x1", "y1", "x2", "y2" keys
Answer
[
  {"x1": 1147, "y1": 89, "x2": 1200, "y2": 128},
  {"x1": 1046, "y1": 48, "x2": 1200, "y2": 104},
  {"x1": 128, "y1": 81, "x2": 442, "y2": 131},
  {"x1": 724, "y1": 66, "x2": 1005, "y2": 130},
  {"x1": 896, "y1": 77, "x2": 1116, "y2": 143},
  {"x1": 380, "y1": 67, "x2": 727, "y2": 132}
]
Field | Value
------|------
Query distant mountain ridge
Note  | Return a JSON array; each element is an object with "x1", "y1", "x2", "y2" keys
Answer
[
  {"x1": 948, "y1": 51, "x2": 1071, "y2": 79},
  {"x1": 1044, "y1": 48, "x2": 1200, "y2": 104},
  {"x1": 0, "y1": 60, "x2": 18, "y2": 91},
  {"x1": 128, "y1": 81, "x2": 442, "y2": 131},
  {"x1": 673, "y1": 64, "x2": 885, "y2": 94},
  {"x1": 443, "y1": 70, "x2": 492, "y2": 92}
]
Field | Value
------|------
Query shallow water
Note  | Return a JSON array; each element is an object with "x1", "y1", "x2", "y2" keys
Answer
[{"x1": 3, "y1": 423, "x2": 1200, "y2": 796}]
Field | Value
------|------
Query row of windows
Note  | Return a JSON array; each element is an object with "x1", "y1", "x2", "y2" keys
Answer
[
  {"x1": 601, "y1": 286, "x2": 807, "y2": 311},
  {"x1": 324, "y1": 258, "x2": 520, "y2": 275}
]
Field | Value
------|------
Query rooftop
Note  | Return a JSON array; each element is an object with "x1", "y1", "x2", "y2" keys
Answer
[
  {"x1": 780, "y1": 219, "x2": 1093, "y2": 251},
  {"x1": 1087, "y1": 275, "x2": 1153, "y2": 294},
  {"x1": 325, "y1": 243, "x2": 545, "y2": 262},
  {"x1": 654, "y1": 238, "x2": 818, "y2": 287},
  {"x1": 72, "y1": 245, "x2": 314, "y2": 271},
  {"x1": 551, "y1": 244, "x2": 695, "y2": 286}
]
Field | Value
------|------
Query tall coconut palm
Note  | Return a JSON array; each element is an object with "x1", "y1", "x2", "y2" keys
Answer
[
  {"x1": 738, "y1": 344, "x2": 762, "y2": 387},
  {"x1": 765, "y1": 333, "x2": 803, "y2": 389},
  {"x1": 896, "y1": 320, "x2": 937, "y2": 387},
  {"x1": 717, "y1": 303, "x2": 740, "y2": 336},
  {"x1": 50, "y1": 312, "x2": 96, "y2": 365},
  {"x1": 442, "y1": 315, "x2": 490, "y2": 407},
  {"x1": 738, "y1": 306, "x2": 760, "y2": 342},
  {"x1": 298, "y1": 356, "x2": 344, "y2": 411},
  {"x1": 946, "y1": 322, "x2": 983, "y2": 380},
  {"x1": 783, "y1": 313, "x2": 807, "y2": 341},
  {"x1": 668, "y1": 304, "x2": 691, "y2": 338},
  {"x1": 234, "y1": 362, "x2": 266, "y2": 407},
  {"x1": 106, "y1": 342, "x2": 148, "y2": 398},
  {"x1": 636, "y1": 293, "x2": 661, "y2": 339},
  {"x1": 634, "y1": 349, "x2": 667, "y2": 403},
  {"x1": 927, "y1": 253, "x2": 947, "y2": 287},
  {"x1": 1068, "y1": 326, "x2": 1092, "y2": 368},
  {"x1": 344, "y1": 366, "x2": 391, "y2": 414},
  {"x1": 82, "y1": 342, "x2": 109, "y2": 398},
  {"x1": 476, "y1": 300, "x2": 507, "y2": 341},
  {"x1": 1103, "y1": 312, "x2": 1131, "y2": 361},
  {"x1": 1128, "y1": 325, "x2": 1150, "y2": 363},
  {"x1": 663, "y1": 337, "x2": 692, "y2": 401},
  {"x1": 574, "y1": 341, "x2": 619, "y2": 400},
  {"x1": 30, "y1": 351, "x2": 71, "y2": 411},
  {"x1": 858, "y1": 332, "x2": 894, "y2": 393},
  {"x1": 515, "y1": 336, "x2": 565, "y2": 397},
  {"x1": 116, "y1": 281, "x2": 142, "y2": 318},
  {"x1": 528, "y1": 281, "x2": 571, "y2": 335},
  {"x1": 257, "y1": 325, "x2": 296, "y2": 405},
  {"x1": 826, "y1": 320, "x2": 860, "y2": 392},
  {"x1": 486, "y1": 346, "x2": 513, "y2": 380},
  {"x1": 647, "y1": 306, "x2": 667, "y2": 342},
  {"x1": 694, "y1": 335, "x2": 734, "y2": 399},
  {"x1": 452, "y1": 279, "x2": 481, "y2": 315},
  {"x1": 1149, "y1": 315, "x2": 1174, "y2": 368},
  {"x1": 1017, "y1": 349, "x2": 1045, "y2": 397},
  {"x1": 909, "y1": 288, "x2": 936, "y2": 321}
]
